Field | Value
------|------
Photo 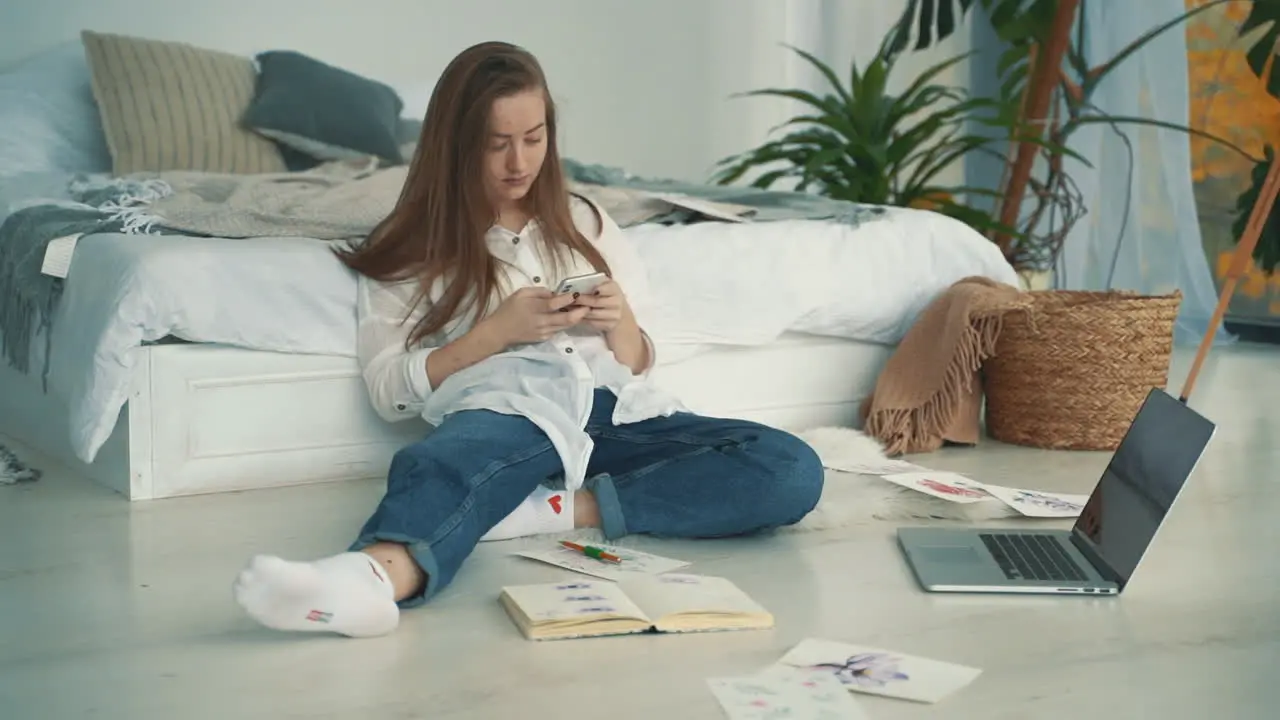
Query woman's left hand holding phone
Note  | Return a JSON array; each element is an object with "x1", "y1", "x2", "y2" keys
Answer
[
  {"x1": 480, "y1": 287, "x2": 590, "y2": 346},
  {"x1": 425, "y1": 288, "x2": 587, "y2": 390},
  {"x1": 568, "y1": 279, "x2": 629, "y2": 333}
]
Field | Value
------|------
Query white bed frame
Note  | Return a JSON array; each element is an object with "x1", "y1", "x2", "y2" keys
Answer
[{"x1": 0, "y1": 334, "x2": 891, "y2": 501}]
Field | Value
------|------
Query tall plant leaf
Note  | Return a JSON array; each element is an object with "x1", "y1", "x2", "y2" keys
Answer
[
  {"x1": 890, "y1": 0, "x2": 976, "y2": 55},
  {"x1": 1239, "y1": 0, "x2": 1280, "y2": 100},
  {"x1": 1231, "y1": 145, "x2": 1280, "y2": 273},
  {"x1": 784, "y1": 44, "x2": 853, "y2": 107},
  {"x1": 1229, "y1": 0, "x2": 1280, "y2": 272},
  {"x1": 890, "y1": 0, "x2": 1055, "y2": 54},
  {"x1": 898, "y1": 51, "x2": 976, "y2": 103},
  {"x1": 733, "y1": 88, "x2": 840, "y2": 118},
  {"x1": 1067, "y1": 115, "x2": 1257, "y2": 162},
  {"x1": 1081, "y1": 0, "x2": 1236, "y2": 99}
]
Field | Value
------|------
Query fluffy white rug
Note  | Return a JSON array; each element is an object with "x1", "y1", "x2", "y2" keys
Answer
[{"x1": 787, "y1": 427, "x2": 1016, "y2": 531}]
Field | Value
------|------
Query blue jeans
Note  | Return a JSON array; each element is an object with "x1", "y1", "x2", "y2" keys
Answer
[{"x1": 349, "y1": 389, "x2": 824, "y2": 606}]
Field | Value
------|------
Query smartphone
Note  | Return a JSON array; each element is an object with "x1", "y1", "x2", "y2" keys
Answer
[{"x1": 555, "y1": 272, "x2": 608, "y2": 296}]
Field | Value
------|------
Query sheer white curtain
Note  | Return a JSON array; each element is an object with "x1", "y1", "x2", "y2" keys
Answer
[
  {"x1": 702, "y1": 0, "x2": 822, "y2": 181},
  {"x1": 1052, "y1": 0, "x2": 1229, "y2": 346}
]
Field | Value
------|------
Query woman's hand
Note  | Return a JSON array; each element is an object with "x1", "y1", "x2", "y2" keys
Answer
[
  {"x1": 478, "y1": 286, "x2": 589, "y2": 347},
  {"x1": 572, "y1": 279, "x2": 631, "y2": 333},
  {"x1": 574, "y1": 279, "x2": 649, "y2": 373}
]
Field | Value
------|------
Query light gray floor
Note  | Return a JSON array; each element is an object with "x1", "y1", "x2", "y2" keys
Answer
[{"x1": 2, "y1": 342, "x2": 1277, "y2": 719}]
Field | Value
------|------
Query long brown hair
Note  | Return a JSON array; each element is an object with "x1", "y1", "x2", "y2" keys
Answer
[{"x1": 335, "y1": 41, "x2": 610, "y2": 347}]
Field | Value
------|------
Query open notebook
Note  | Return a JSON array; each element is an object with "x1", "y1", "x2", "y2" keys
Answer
[{"x1": 499, "y1": 573, "x2": 773, "y2": 641}]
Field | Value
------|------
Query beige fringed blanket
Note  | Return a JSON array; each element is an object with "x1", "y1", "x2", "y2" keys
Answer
[
  {"x1": 87, "y1": 159, "x2": 755, "y2": 241},
  {"x1": 861, "y1": 276, "x2": 1031, "y2": 455}
]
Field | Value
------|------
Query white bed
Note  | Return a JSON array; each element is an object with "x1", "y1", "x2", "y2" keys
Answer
[
  {"x1": 0, "y1": 41, "x2": 1021, "y2": 501},
  {"x1": 0, "y1": 332, "x2": 891, "y2": 500},
  {"x1": 0, "y1": 208, "x2": 1016, "y2": 501}
]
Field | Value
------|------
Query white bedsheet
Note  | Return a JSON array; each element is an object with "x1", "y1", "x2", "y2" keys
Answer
[
  {"x1": 632, "y1": 207, "x2": 1017, "y2": 350},
  {"x1": 42, "y1": 206, "x2": 1016, "y2": 462}
]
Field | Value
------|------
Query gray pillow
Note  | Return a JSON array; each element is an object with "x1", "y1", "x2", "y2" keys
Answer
[
  {"x1": 397, "y1": 117, "x2": 422, "y2": 144},
  {"x1": 243, "y1": 50, "x2": 404, "y2": 168},
  {"x1": 396, "y1": 117, "x2": 422, "y2": 163}
]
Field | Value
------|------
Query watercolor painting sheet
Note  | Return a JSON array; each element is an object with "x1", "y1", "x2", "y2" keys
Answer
[{"x1": 776, "y1": 638, "x2": 982, "y2": 704}]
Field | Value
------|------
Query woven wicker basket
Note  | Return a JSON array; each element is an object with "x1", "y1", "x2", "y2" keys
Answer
[{"x1": 983, "y1": 290, "x2": 1182, "y2": 451}]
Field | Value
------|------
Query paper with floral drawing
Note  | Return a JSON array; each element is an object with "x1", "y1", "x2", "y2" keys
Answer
[
  {"x1": 878, "y1": 471, "x2": 991, "y2": 504},
  {"x1": 707, "y1": 666, "x2": 868, "y2": 719},
  {"x1": 975, "y1": 484, "x2": 1089, "y2": 518},
  {"x1": 514, "y1": 541, "x2": 690, "y2": 581},
  {"x1": 777, "y1": 638, "x2": 982, "y2": 704}
]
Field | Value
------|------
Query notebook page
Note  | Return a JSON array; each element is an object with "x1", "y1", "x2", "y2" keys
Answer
[
  {"x1": 500, "y1": 580, "x2": 649, "y2": 624},
  {"x1": 620, "y1": 574, "x2": 767, "y2": 621}
]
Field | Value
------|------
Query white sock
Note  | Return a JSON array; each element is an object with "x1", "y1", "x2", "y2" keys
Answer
[
  {"x1": 481, "y1": 486, "x2": 575, "y2": 542},
  {"x1": 233, "y1": 552, "x2": 399, "y2": 638}
]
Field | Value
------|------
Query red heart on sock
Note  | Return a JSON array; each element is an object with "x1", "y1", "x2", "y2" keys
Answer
[{"x1": 547, "y1": 494, "x2": 563, "y2": 514}]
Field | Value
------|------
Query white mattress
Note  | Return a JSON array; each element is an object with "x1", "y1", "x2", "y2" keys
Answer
[
  {"x1": 44, "y1": 233, "x2": 357, "y2": 461},
  {"x1": 652, "y1": 333, "x2": 891, "y2": 426},
  {"x1": 0, "y1": 331, "x2": 887, "y2": 500},
  {"x1": 29, "y1": 206, "x2": 1015, "y2": 463}
]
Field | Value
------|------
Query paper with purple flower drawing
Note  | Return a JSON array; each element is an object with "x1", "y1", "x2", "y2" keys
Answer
[
  {"x1": 707, "y1": 666, "x2": 868, "y2": 719},
  {"x1": 777, "y1": 638, "x2": 982, "y2": 704},
  {"x1": 977, "y1": 484, "x2": 1089, "y2": 518},
  {"x1": 878, "y1": 471, "x2": 991, "y2": 504}
]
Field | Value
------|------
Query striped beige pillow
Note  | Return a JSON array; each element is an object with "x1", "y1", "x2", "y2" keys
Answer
[{"x1": 81, "y1": 31, "x2": 287, "y2": 175}]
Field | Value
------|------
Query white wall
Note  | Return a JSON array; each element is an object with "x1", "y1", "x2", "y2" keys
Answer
[{"x1": 0, "y1": 0, "x2": 971, "y2": 184}]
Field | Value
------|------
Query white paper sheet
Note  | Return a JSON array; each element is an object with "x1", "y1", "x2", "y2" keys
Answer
[
  {"x1": 878, "y1": 471, "x2": 991, "y2": 504},
  {"x1": 777, "y1": 638, "x2": 982, "y2": 704},
  {"x1": 513, "y1": 541, "x2": 690, "y2": 582},
  {"x1": 708, "y1": 666, "x2": 867, "y2": 719},
  {"x1": 976, "y1": 484, "x2": 1089, "y2": 518}
]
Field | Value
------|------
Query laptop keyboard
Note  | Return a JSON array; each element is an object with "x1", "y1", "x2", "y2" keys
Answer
[{"x1": 979, "y1": 533, "x2": 1089, "y2": 582}]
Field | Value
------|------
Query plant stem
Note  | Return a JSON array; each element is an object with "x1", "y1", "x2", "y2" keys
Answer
[{"x1": 994, "y1": 0, "x2": 1081, "y2": 260}]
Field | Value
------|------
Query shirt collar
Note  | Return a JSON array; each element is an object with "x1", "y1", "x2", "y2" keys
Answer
[{"x1": 486, "y1": 219, "x2": 538, "y2": 259}]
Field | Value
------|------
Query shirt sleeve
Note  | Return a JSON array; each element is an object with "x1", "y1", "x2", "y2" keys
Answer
[
  {"x1": 356, "y1": 274, "x2": 438, "y2": 422},
  {"x1": 572, "y1": 194, "x2": 660, "y2": 375}
]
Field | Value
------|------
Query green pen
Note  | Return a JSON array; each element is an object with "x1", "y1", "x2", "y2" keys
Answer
[{"x1": 560, "y1": 540, "x2": 622, "y2": 564}]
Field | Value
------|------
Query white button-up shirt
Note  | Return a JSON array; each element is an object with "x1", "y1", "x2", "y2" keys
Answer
[{"x1": 355, "y1": 194, "x2": 687, "y2": 491}]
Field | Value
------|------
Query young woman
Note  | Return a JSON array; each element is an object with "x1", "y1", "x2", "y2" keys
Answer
[{"x1": 232, "y1": 41, "x2": 824, "y2": 638}]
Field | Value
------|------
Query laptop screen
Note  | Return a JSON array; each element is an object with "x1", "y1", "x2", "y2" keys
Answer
[{"x1": 1071, "y1": 389, "x2": 1216, "y2": 585}]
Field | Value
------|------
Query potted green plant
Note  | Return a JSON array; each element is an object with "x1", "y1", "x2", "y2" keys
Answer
[
  {"x1": 1228, "y1": 0, "x2": 1280, "y2": 276},
  {"x1": 892, "y1": 0, "x2": 1263, "y2": 271},
  {"x1": 709, "y1": 26, "x2": 1035, "y2": 241},
  {"x1": 1232, "y1": 147, "x2": 1280, "y2": 274}
]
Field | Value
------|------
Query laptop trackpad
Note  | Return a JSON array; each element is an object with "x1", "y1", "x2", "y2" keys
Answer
[{"x1": 918, "y1": 545, "x2": 985, "y2": 564}]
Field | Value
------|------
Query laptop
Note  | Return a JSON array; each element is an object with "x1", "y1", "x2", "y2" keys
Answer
[{"x1": 896, "y1": 388, "x2": 1216, "y2": 595}]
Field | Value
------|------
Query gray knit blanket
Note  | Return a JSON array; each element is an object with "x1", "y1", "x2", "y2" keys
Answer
[
  {"x1": 0, "y1": 158, "x2": 888, "y2": 384},
  {"x1": 0, "y1": 159, "x2": 405, "y2": 380},
  {"x1": 0, "y1": 181, "x2": 141, "y2": 385}
]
